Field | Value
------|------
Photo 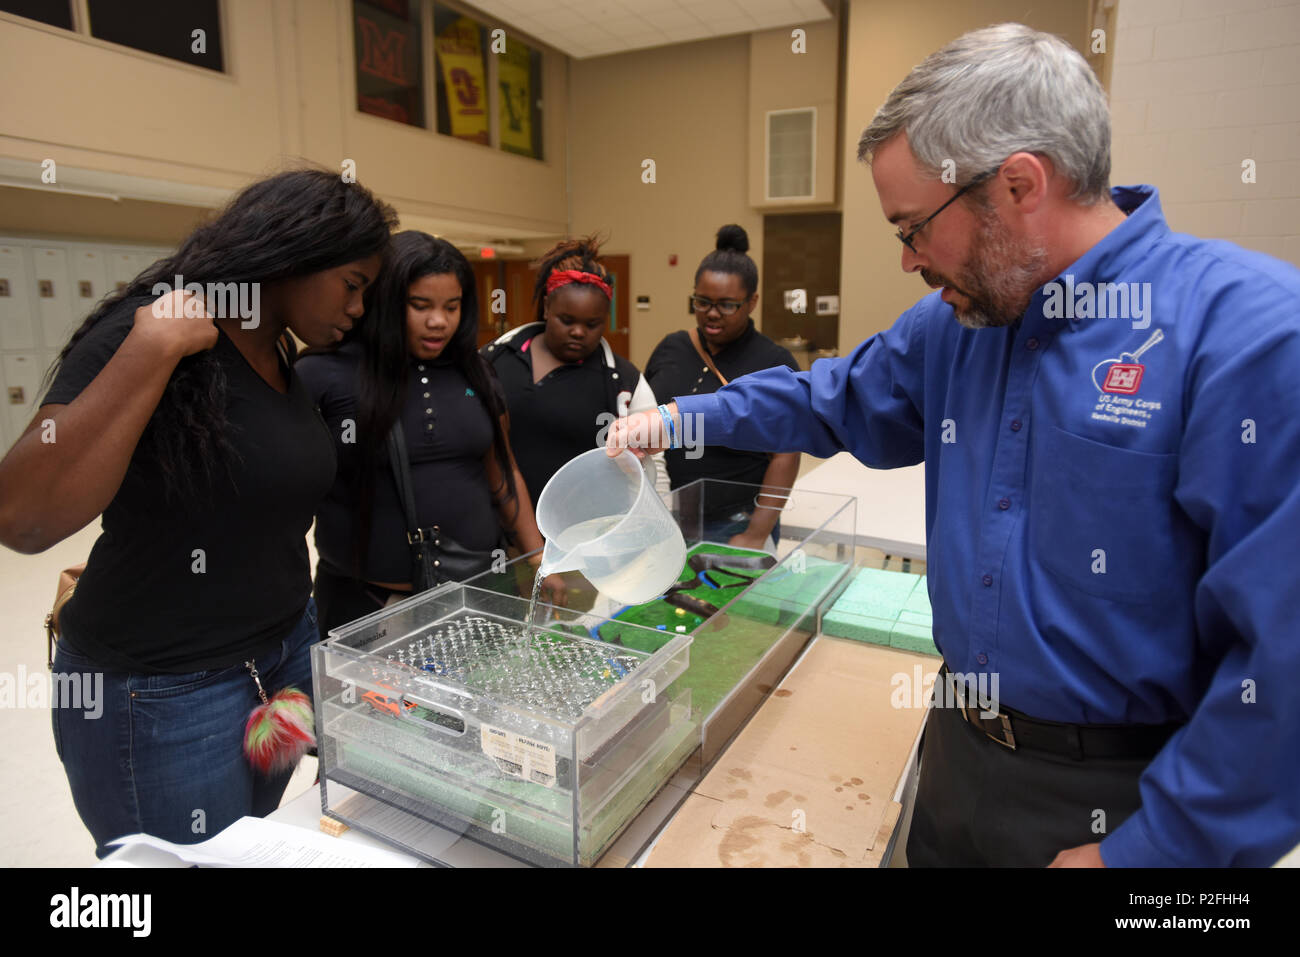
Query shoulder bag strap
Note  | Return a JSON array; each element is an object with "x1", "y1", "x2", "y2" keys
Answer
[
  {"x1": 687, "y1": 328, "x2": 729, "y2": 387},
  {"x1": 385, "y1": 422, "x2": 421, "y2": 542},
  {"x1": 386, "y1": 422, "x2": 441, "y2": 591}
]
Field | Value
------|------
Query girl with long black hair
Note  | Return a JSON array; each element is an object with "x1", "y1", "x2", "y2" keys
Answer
[
  {"x1": 299, "y1": 231, "x2": 564, "y2": 636},
  {"x1": 0, "y1": 168, "x2": 398, "y2": 856}
]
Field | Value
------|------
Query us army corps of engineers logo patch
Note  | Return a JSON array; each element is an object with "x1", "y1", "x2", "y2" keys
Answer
[{"x1": 1089, "y1": 329, "x2": 1165, "y2": 430}]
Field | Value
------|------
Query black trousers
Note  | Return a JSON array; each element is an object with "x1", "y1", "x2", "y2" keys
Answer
[{"x1": 906, "y1": 697, "x2": 1150, "y2": 867}]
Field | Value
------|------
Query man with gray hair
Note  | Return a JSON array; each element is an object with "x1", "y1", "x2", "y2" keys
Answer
[{"x1": 609, "y1": 23, "x2": 1300, "y2": 866}]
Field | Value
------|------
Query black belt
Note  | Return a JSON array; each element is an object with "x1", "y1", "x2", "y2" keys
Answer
[{"x1": 938, "y1": 665, "x2": 1183, "y2": 761}]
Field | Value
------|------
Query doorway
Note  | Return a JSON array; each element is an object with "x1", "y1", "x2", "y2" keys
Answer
[{"x1": 760, "y1": 212, "x2": 842, "y2": 369}]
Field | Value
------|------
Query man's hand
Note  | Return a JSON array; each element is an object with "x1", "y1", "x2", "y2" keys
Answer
[
  {"x1": 1047, "y1": 843, "x2": 1105, "y2": 868},
  {"x1": 605, "y1": 403, "x2": 678, "y2": 459}
]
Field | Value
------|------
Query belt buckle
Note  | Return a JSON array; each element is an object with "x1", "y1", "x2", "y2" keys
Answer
[
  {"x1": 957, "y1": 680, "x2": 1017, "y2": 751},
  {"x1": 986, "y1": 712, "x2": 1017, "y2": 751}
]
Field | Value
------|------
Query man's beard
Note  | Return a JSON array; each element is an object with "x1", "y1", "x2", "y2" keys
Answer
[{"x1": 922, "y1": 207, "x2": 1049, "y2": 329}]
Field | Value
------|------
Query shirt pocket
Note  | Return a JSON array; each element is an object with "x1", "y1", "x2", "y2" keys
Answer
[{"x1": 1030, "y1": 425, "x2": 1190, "y2": 604}]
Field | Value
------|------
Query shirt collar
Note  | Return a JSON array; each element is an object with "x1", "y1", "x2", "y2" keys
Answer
[
  {"x1": 503, "y1": 323, "x2": 601, "y2": 367},
  {"x1": 1026, "y1": 184, "x2": 1169, "y2": 328},
  {"x1": 500, "y1": 322, "x2": 544, "y2": 355},
  {"x1": 411, "y1": 351, "x2": 455, "y2": 368}
]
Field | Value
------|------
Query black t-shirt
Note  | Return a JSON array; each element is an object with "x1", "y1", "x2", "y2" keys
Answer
[
  {"x1": 296, "y1": 343, "x2": 503, "y2": 584},
  {"x1": 484, "y1": 326, "x2": 629, "y2": 506},
  {"x1": 645, "y1": 320, "x2": 798, "y2": 514},
  {"x1": 41, "y1": 301, "x2": 337, "y2": 673}
]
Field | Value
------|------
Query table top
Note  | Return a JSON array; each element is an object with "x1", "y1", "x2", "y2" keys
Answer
[
  {"x1": 788, "y1": 453, "x2": 926, "y2": 560},
  {"x1": 98, "y1": 631, "x2": 927, "y2": 869}
]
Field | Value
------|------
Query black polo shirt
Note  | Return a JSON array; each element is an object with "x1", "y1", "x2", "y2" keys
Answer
[
  {"x1": 296, "y1": 342, "x2": 503, "y2": 584},
  {"x1": 645, "y1": 320, "x2": 798, "y2": 515},
  {"x1": 484, "y1": 327, "x2": 617, "y2": 506}
]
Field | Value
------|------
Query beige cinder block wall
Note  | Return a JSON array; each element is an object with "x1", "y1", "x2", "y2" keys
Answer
[
  {"x1": 1108, "y1": 0, "x2": 1300, "y2": 267},
  {"x1": 0, "y1": 0, "x2": 569, "y2": 244},
  {"x1": 568, "y1": 34, "x2": 761, "y2": 371},
  {"x1": 838, "y1": 0, "x2": 1092, "y2": 351},
  {"x1": 748, "y1": 18, "x2": 841, "y2": 211}
]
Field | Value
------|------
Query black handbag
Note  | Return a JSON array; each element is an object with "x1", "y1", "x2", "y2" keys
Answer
[{"x1": 385, "y1": 423, "x2": 498, "y2": 591}]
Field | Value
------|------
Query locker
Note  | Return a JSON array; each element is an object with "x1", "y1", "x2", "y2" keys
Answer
[
  {"x1": 0, "y1": 245, "x2": 37, "y2": 352},
  {"x1": 69, "y1": 245, "x2": 110, "y2": 316},
  {"x1": 132, "y1": 251, "x2": 162, "y2": 285},
  {"x1": 0, "y1": 242, "x2": 175, "y2": 451},
  {"x1": 106, "y1": 249, "x2": 143, "y2": 294},
  {"x1": 106, "y1": 249, "x2": 166, "y2": 297},
  {"x1": 2, "y1": 352, "x2": 45, "y2": 449},
  {"x1": 32, "y1": 246, "x2": 75, "y2": 351}
]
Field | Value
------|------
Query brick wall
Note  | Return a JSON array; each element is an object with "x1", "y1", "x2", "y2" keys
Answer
[{"x1": 1109, "y1": 0, "x2": 1300, "y2": 265}]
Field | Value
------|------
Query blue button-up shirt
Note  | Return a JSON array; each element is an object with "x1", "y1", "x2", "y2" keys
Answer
[{"x1": 674, "y1": 186, "x2": 1300, "y2": 867}]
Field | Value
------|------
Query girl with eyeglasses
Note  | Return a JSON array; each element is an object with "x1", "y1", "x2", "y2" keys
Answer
[{"x1": 643, "y1": 224, "x2": 800, "y2": 549}]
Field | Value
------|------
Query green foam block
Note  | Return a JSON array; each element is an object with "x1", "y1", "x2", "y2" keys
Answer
[
  {"x1": 846, "y1": 566, "x2": 919, "y2": 599},
  {"x1": 889, "y1": 621, "x2": 938, "y2": 656},
  {"x1": 903, "y1": 576, "x2": 933, "y2": 614},
  {"x1": 822, "y1": 609, "x2": 894, "y2": 645},
  {"x1": 832, "y1": 598, "x2": 913, "y2": 620},
  {"x1": 825, "y1": 565, "x2": 934, "y2": 649},
  {"x1": 733, "y1": 557, "x2": 850, "y2": 627}
]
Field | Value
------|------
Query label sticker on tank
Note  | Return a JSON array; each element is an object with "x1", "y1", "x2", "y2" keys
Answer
[{"x1": 480, "y1": 723, "x2": 557, "y2": 788}]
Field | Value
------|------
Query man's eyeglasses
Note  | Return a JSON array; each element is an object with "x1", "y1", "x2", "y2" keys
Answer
[
  {"x1": 896, "y1": 168, "x2": 999, "y2": 253},
  {"x1": 690, "y1": 295, "x2": 746, "y2": 316}
]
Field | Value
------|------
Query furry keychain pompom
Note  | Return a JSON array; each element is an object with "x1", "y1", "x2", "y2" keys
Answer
[{"x1": 243, "y1": 660, "x2": 315, "y2": 776}]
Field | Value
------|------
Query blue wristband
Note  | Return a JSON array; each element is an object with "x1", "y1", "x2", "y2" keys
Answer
[{"x1": 657, "y1": 404, "x2": 680, "y2": 449}]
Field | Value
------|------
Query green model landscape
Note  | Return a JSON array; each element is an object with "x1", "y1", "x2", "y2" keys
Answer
[{"x1": 593, "y1": 543, "x2": 848, "y2": 717}]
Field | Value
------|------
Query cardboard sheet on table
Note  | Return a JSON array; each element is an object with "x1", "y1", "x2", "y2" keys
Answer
[
  {"x1": 647, "y1": 638, "x2": 930, "y2": 866},
  {"x1": 646, "y1": 791, "x2": 902, "y2": 867}
]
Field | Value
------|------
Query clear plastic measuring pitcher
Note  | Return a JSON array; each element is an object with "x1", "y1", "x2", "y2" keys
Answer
[{"x1": 535, "y1": 448, "x2": 687, "y2": 606}]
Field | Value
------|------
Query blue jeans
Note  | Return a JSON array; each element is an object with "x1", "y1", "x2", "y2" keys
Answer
[{"x1": 51, "y1": 599, "x2": 319, "y2": 858}]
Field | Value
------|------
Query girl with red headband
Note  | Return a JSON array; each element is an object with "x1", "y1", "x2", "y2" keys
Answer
[{"x1": 482, "y1": 237, "x2": 660, "y2": 508}]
